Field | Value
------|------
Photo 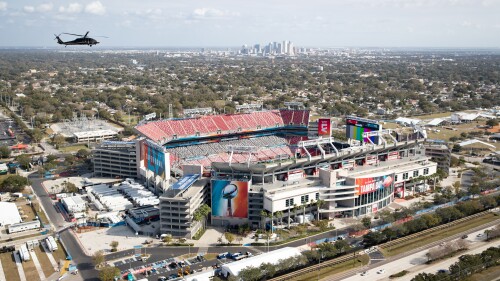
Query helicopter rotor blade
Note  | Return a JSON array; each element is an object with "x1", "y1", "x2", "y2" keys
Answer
[
  {"x1": 84, "y1": 31, "x2": 89, "y2": 38},
  {"x1": 62, "y1": 33, "x2": 83, "y2": 37}
]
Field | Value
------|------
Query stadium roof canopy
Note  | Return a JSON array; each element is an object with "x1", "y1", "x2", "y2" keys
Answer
[{"x1": 220, "y1": 247, "x2": 301, "y2": 277}]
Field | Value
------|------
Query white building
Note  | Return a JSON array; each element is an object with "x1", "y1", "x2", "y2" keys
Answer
[
  {"x1": 8, "y1": 220, "x2": 41, "y2": 234},
  {"x1": 62, "y1": 196, "x2": 87, "y2": 213},
  {"x1": 19, "y1": 244, "x2": 31, "y2": 261},
  {"x1": 0, "y1": 202, "x2": 22, "y2": 226},
  {"x1": 220, "y1": 247, "x2": 301, "y2": 278}
]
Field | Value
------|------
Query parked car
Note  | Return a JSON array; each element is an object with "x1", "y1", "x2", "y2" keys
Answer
[
  {"x1": 377, "y1": 269, "x2": 386, "y2": 274},
  {"x1": 461, "y1": 235, "x2": 468, "y2": 239},
  {"x1": 360, "y1": 271, "x2": 369, "y2": 276}
]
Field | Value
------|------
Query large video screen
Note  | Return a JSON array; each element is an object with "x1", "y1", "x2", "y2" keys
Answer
[
  {"x1": 211, "y1": 180, "x2": 248, "y2": 218},
  {"x1": 355, "y1": 175, "x2": 393, "y2": 195},
  {"x1": 346, "y1": 117, "x2": 381, "y2": 144},
  {"x1": 143, "y1": 140, "x2": 167, "y2": 179}
]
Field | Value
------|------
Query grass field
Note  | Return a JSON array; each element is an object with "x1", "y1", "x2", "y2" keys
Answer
[
  {"x1": 52, "y1": 242, "x2": 68, "y2": 264},
  {"x1": 411, "y1": 112, "x2": 454, "y2": 119},
  {"x1": 31, "y1": 202, "x2": 49, "y2": 224},
  {"x1": 381, "y1": 213, "x2": 498, "y2": 257},
  {"x1": 58, "y1": 144, "x2": 88, "y2": 153},
  {"x1": 289, "y1": 254, "x2": 369, "y2": 281},
  {"x1": 426, "y1": 121, "x2": 487, "y2": 141},
  {"x1": 35, "y1": 246, "x2": 56, "y2": 277},
  {"x1": 0, "y1": 252, "x2": 21, "y2": 281},
  {"x1": 203, "y1": 253, "x2": 218, "y2": 261},
  {"x1": 121, "y1": 115, "x2": 139, "y2": 126},
  {"x1": 22, "y1": 258, "x2": 41, "y2": 281},
  {"x1": 19, "y1": 203, "x2": 36, "y2": 221}
]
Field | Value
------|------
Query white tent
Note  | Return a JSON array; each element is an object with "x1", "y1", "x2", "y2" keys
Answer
[
  {"x1": 0, "y1": 202, "x2": 22, "y2": 226},
  {"x1": 220, "y1": 247, "x2": 302, "y2": 278},
  {"x1": 183, "y1": 270, "x2": 215, "y2": 281}
]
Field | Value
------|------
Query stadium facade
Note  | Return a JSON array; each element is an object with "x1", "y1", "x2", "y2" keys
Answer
[{"x1": 93, "y1": 109, "x2": 436, "y2": 237}]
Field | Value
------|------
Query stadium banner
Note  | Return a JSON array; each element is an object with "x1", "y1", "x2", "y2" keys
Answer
[
  {"x1": 211, "y1": 180, "x2": 248, "y2": 218},
  {"x1": 365, "y1": 155, "x2": 377, "y2": 165},
  {"x1": 143, "y1": 140, "x2": 169, "y2": 179},
  {"x1": 317, "y1": 118, "x2": 331, "y2": 136},
  {"x1": 342, "y1": 160, "x2": 355, "y2": 169},
  {"x1": 387, "y1": 151, "x2": 399, "y2": 161},
  {"x1": 287, "y1": 170, "x2": 304, "y2": 182},
  {"x1": 355, "y1": 174, "x2": 394, "y2": 195}
]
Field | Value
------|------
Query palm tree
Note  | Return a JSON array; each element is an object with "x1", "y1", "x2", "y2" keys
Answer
[
  {"x1": 276, "y1": 211, "x2": 283, "y2": 226},
  {"x1": 260, "y1": 210, "x2": 268, "y2": 231},
  {"x1": 314, "y1": 199, "x2": 325, "y2": 221}
]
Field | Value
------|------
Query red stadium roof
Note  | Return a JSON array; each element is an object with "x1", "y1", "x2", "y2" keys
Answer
[{"x1": 135, "y1": 110, "x2": 310, "y2": 143}]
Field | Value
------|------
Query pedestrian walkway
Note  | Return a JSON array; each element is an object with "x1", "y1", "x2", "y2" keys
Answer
[
  {"x1": 30, "y1": 248, "x2": 46, "y2": 280},
  {"x1": 197, "y1": 247, "x2": 208, "y2": 255},
  {"x1": 41, "y1": 241, "x2": 59, "y2": 271},
  {"x1": 0, "y1": 255, "x2": 6, "y2": 281},
  {"x1": 13, "y1": 252, "x2": 27, "y2": 281},
  {"x1": 59, "y1": 260, "x2": 71, "y2": 277}
]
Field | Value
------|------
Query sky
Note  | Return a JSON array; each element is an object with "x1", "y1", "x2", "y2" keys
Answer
[{"x1": 0, "y1": 0, "x2": 499, "y2": 48}]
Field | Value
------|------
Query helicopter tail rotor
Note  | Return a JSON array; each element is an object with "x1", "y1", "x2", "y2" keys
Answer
[{"x1": 54, "y1": 34, "x2": 64, "y2": 44}]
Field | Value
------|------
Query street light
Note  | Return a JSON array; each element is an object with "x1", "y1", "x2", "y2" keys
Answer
[{"x1": 317, "y1": 250, "x2": 324, "y2": 281}]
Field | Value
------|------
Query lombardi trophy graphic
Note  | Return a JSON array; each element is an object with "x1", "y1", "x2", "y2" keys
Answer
[{"x1": 222, "y1": 183, "x2": 238, "y2": 217}]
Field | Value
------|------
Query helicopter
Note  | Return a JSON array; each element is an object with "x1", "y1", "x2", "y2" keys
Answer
[{"x1": 54, "y1": 31, "x2": 106, "y2": 47}]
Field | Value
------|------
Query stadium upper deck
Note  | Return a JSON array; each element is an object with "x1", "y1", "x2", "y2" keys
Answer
[{"x1": 135, "y1": 109, "x2": 310, "y2": 144}]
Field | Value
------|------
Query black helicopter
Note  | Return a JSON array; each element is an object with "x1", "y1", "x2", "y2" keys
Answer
[{"x1": 54, "y1": 31, "x2": 106, "y2": 47}]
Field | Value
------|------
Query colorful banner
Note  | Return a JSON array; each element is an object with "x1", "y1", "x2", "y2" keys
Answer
[
  {"x1": 172, "y1": 174, "x2": 200, "y2": 190},
  {"x1": 318, "y1": 118, "x2": 331, "y2": 136},
  {"x1": 211, "y1": 180, "x2": 248, "y2": 218},
  {"x1": 143, "y1": 140, "x2": 167, "y2": 179},
  {"x1": 355, "y1": 174, "x2": 394, "y2": 195}
]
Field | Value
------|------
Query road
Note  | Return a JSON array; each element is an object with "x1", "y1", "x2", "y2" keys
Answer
[
  {"x1": 29, "y1": 174, "x2": 100, "y2": 281},
  {"x1": 326, "y1": 221, "x2": 500, "y2": 281}
]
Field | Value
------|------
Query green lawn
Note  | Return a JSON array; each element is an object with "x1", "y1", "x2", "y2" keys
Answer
[
  {"x1": 381, "y1": 213, "x2": 498, "y2": 257},
  {"x1": 51, "y1": 242, "x2": 68, "y2": 264},
  {"x1": 0, "y1": 252, "x2": 21, "y2": 281},
  {"x1": 35, "y1": 246, "x2": 56, "y2": 277},
  {"x1": 426, "y1": 120, "x2": 487, "y2": 141},
  {"x1": 21, "y1": 258, "x2": 40, "y2": 281},
  {"x1": 58, "y1": 145, "x2": 88, "y2": 153},
  {"x1": 290, "y1": 254, "x2": 369, "y2": 281},
  {"x1": 464, "y1": 264, "x2": 500, "y2": 281}
]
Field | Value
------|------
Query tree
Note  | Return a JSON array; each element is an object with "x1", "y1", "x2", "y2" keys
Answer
[
  {"x1": 98, "y1": 266, "x2": 119, "y2": 281},
  {"x1": 162, "y1": 234, "x2": 173, "y2": 245},
  {"x1": 64, "y1": 182, "x2": 78, "y2": 193},
  {"x1": 0, "y1": 175, "x2": 29, "y2": 193},
  {"x1": 0, "y1": 145, "x2": 11, "y2": 158},
  {"x1": 76, "y1": 148, "x2": 90, "y2": 159},
  {"x1": 110, "y1": 241, "x2": 119, "y2": 252},
  {"x1": 333, "y1": 239, "x2": 349, "y2": 254},
  {"x1": 30, "y1": 128, "x2": 43, "y2": 143},
  {"x1": 64, "y1": 154, "x2": 76, "y2": 167},
  {"x1": 16, "y1": 154, "x2": 31, "y2": 169},
  {"x1": 361, "y1": 217, "x2": 371, "y2": 229},
  {"x1": 259, "y1": 262, "x2": 277, "y2": 278},
  {"x1": 224, "y1": 232, "x2": 235, "y2": 245},
  {"x1": 92, "y1": 250, "x2": 105, "y2": 268},
  {"x1": 260, "y1": 210, "x2": 269, "y2": 230},
  {"x1": 314, "y1": 199, "x2": 325, "y2": 221},
  {"x1": 486, "y1": 119, "x2": 499, "y2": 127},
  {"x1": 238, "y1": 266, "x2": 263, "y2": 281},
  {"x1": 52, "y1": 134, "x2": 66, "y2": 148}
]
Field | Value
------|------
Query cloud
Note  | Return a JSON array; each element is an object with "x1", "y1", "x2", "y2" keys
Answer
[
  {"x1": 37, "y1": 3, "x2": 53, "y2": 13},
  {"x1": 24, "y1": 3, "x2": 53, "y2": 13},
  {"x1": 59, "y1": 3, "x2": 82, "y2": 14},
  {"x1": 85, "y1": 1, "x2": 105, "y2": 15},
  {"x1": 0, "y1": 2, "x2": 6, "y2": 11},
  {"x1": 191, "y1": 8, "x2": 239, "y2": 20},
  {"x1": 24, "y1": 6, "x2": 35, "y2": 13}
]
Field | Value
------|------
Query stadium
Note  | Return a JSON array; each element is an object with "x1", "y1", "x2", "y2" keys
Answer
[{"x1": 129, "y1": 106, "x2": 435, "y2": 238}]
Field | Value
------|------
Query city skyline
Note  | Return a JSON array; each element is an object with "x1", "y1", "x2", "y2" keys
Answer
[{"x1": 0, "y1": 0, "x2": 499, "y2": 48}]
